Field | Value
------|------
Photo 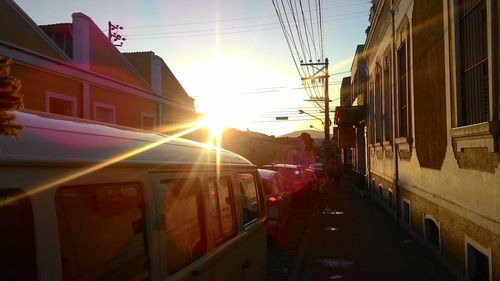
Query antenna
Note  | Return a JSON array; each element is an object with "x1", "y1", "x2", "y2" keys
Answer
[{"x1": 108, "y1": 21, "x2": 126, "y2": 47}]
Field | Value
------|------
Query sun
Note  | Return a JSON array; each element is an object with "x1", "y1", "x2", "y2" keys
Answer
[{"x1": 202, "y1": 111, "x2": 226, "y2": 136}]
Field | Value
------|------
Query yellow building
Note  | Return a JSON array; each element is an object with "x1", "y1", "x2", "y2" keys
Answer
[{"x1": 340, "y1": 0, "x2": 500, "y2": 280}]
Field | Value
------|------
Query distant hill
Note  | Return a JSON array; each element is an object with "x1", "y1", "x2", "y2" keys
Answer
[{"x1": 278, "y1": 129, "x2": 324, "y2": 139}]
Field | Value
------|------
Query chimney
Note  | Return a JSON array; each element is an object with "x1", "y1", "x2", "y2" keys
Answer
[
  {"x1": 72, "y1": 13, "x2": 91, "y2": 70},
  {"x1": 151, "y1": 54, "x2": 162, "y2": 95}
]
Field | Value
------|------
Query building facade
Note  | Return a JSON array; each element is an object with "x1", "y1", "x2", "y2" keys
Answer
[
  {"x1": 342, "y1": 0, "x2": 500, "y2": 280},
  {"x1": 335, "y1": 45, "x2": 368, "y2": 187},
  {"x1": 0, "y1": 0, "x2": 196, "y2": 132}
]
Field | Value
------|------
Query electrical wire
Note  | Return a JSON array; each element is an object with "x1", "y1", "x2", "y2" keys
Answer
[
  {"x1": 123, "y1": 13, "x2": 368, "y2": 39},
  {"x1": 120, "y1": 1, "x2": 370, "y2": 30}
]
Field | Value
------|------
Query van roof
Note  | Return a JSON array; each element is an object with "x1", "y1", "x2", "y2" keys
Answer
[{"x1": 0, "y1": 111, "x2": 253, "y2": 167}]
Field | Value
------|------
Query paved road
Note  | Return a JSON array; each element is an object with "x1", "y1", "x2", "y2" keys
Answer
[{"x1": 290, "y1": 176, "x2": 457, "y2": 281}]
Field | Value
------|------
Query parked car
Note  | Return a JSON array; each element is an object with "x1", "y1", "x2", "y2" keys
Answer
[
  {"x1": 308, "y1": 163, "x2": 324, "y2": 178},
  {"x1": 261, "y1": 164, "x2": 314, "y2": 207},
  {"x1": 258, "y1": 169, "x2": 292, "y2": 235}
]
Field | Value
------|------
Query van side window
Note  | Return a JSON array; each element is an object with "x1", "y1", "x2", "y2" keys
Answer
[
  {"x1": 208, "y1": 177, "x2": 236, "y2": 244},
  {"x1": 237, "y1": 173, "x2": 264, "y2": 225},
  {"x1": 55, "y1": 183, "x2": 150, "y2": 281},
  {"x1": 0, "y1": 190, "x2": 37, "y2": 281},
  {"x1": 161, "y1": 179, "x2": 206, "y2": 275}
]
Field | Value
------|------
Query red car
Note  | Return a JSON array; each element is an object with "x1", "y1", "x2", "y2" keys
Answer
[
  {"x1": 261, "y1": 164, "x2": 315, "y2": 208},
  {"x1": 261, "y1": 164, "x2": 310, "y2": 194},
  {"x1": 258, "y1": 169, "x2": 292, "y2": 235}
]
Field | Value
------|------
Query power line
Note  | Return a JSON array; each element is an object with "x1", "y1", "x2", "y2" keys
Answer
[
  {"x1": 248, "y1": 117, "x2": 324, "y2": 123},
  {"x1": 121, "y1": 1, "x2": 370, "y2": 30},
  {"x1": 204, "y1": 80, "x2": 345, "y2": 96},
  {"x1": 122, "y1": 12, "x2": 367, "y2": 40}
]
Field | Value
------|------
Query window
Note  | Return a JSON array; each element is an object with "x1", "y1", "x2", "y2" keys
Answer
[
  {"x1": 397, "y1": 42, "x2": 409, "y2": 138},
  {"x1": 467, "y1": 243, "x2": 491, "y2": 281},
  {"x1": 402, "y1": 200, "x2": 410, "y2": 225},
  {"x1": 369, "y1": 80, "x2": 376, "y2": 144},
  {"x1": 142, "y1": 113, "x2": 155, "y2": 131},
  {"x1": 0, "y1": 190, "x2": 37, "y2": 281},
  {"x1": 458, "y1": 0, "x2": 488, "y2": 126},
  {"x1": 161, "y1": 179, "x2": 206, "y2": 274},
  {"x1": 46, "y1": 92, "x2": 77, "y2": 117},
  {"x1": 163, "y1": 119, "x2": 174, "y2": 133},
  {"x1": 94, "y1": 102, "x2": 116, "y2": 123},
  {"x1": 208, "y1": 177, "x2": 236, "y2": 245},
  {"x1": 383, "y1": 54, "x2": 392, "y2": 141},
  {"x1": 56, "y1": 183, "x2": 150, "y2": 281},
  {"x1": 262, "y1": 176, "x2": 279, "y2": 195},
  {"x1": 424, "y1": 216, "x2": 440, "y2": 250},
  {"x1": 237, "y1": 173, "x2": 264, "y2": 225},
  {"x1": 378, "y1": 185, "x2": 383, "y2": 200},
  {"x1": 375, "y1": 63, "x2": 383, "y2": 143},
  {"x1": 388, "y1": 190, "x2": 393, "y2": 209}
]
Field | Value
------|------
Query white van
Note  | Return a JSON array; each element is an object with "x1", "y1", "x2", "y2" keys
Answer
[{"x1": 0, "y1": 111, "x2": 267, "y2": 281}]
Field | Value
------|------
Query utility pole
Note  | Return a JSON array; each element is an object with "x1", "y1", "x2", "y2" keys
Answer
[
  {"x1": 301, "y1": 58, "x2": 331, "y2": 180},
  {"x1": 300, "y1": 58, "x2": 330, "y2": 140},
  {"x1": 324, "y1": 58, "x2": 330, "y2": 141}
]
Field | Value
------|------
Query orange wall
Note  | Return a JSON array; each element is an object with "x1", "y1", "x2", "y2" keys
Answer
[
  {"x1": 162, "y1": 104, "x2": 196, "y2": 124},
  {"x1": 10, "y1": 63, "x2": 163, "y2": 131},
  {"x1": 11, "y1": 64, "x2": 82, "y2": 116},
  {"x1": 90, "y1": 85, "x2": 156, "y2": 129}
]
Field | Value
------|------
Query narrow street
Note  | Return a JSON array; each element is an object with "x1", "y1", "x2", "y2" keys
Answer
[
  {"x1": 2, "y1": 1, "x2": 499, "y2": 280},
  {"x1": 267, "y1": 176, "x2": 457, "y2": 281}
]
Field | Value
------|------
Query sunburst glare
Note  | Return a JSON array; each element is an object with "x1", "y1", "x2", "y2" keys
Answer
[
  {"x1": 200, "y1": 112, "x2": 227, "y2": 180},
  {"x1": 0, "y1": 123, "x2": 204, "y2": 206}
]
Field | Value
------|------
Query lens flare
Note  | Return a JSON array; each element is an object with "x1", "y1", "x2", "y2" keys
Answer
[
  {"x1": 201, "y1": 113, "x2": 226, "y2": 180},
  {"x1": 1, "y1": 123, "x2": 204, "y2": 206}
]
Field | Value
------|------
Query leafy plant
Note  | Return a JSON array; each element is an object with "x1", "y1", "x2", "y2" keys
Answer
[{"x1": 0, "y1": 56, "x2": 23, "y2": 138}]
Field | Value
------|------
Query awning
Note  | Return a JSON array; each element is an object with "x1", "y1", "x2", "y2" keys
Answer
[{"x1": 334, "y1": 105, "x2": 367, "y2": 127}]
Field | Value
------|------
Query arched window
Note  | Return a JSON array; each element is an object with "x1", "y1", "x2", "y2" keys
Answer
[
  {"x1": 424, "y1": 216, "x2": 440, "y2": 250},
  {"x1": 388, "y1": 189, "x2": 393, "y2": 209}
]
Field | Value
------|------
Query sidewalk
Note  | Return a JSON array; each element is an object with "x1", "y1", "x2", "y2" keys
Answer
[{"x1": 290, "y1": 176, "x2": 457, "y2": 281}]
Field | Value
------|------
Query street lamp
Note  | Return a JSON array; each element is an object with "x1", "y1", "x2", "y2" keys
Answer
[
  {"x1": 309, "y1": 124, "x2": 322, "y2": 131},
  {"x1": 298, "y1": 109, "x2": 324, "y2": 124}
]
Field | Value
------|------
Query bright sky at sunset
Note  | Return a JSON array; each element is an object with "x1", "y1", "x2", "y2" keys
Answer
[{"x1": 15, "y1": 0, "x2": 370, "y2": 136}]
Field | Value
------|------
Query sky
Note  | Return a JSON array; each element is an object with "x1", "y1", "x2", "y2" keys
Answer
[{"x1": 14, "y1": 0, "x2": 370, "y2": 137}]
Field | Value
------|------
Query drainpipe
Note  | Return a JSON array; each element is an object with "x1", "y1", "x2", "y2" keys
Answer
[{"x1": 391, "y1": 0, "x2": 400, "y2": 226}]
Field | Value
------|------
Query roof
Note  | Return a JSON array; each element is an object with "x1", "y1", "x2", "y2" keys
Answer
[
  {"x1": 0, "y1": 0, "x2": 72, "y2": 62},
  {"x1": 0, "y1": 111, "x2": 253, "y2": 167}
]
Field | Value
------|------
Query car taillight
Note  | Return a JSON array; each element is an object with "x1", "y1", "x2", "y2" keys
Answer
[{"x1": 267, "y1": 196, "x2": 278, "y2": 203}]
